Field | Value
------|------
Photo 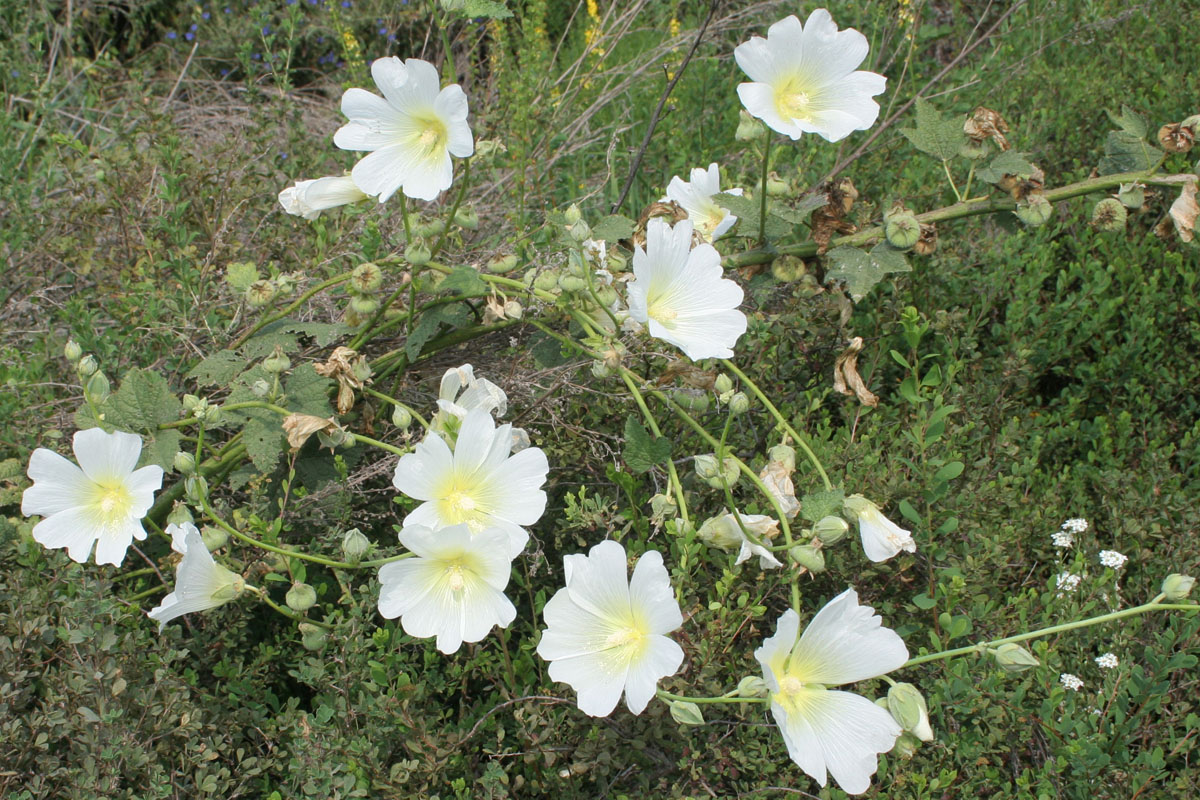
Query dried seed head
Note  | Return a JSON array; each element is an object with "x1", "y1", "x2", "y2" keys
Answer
[
  {"x1": 1158, "y1": 122, "x2": 1195, "y2": 153},
  {"x1": 964, "y1": 107, "x2": 1010, "y2": 150},
  {"x1": 913, "y1": 223, "x2": 939, "y2": 255},
  {"x1": 1091, "y1": 197, "x2": 1128, "y2": 231}
]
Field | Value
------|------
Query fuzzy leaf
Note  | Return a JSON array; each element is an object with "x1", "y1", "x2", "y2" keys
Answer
[
  {"x1": 187, "y1": 350, "x2": 245, "y2": 386},
  {"x1": 439, "y1": 266, "x2": 489, "y2": 296},
  {"x1": 825, "y1": 244, "x2": 911, "y2": 301},
  {"x1": 140, "y1": 429, "x2": 182, "y2": 472},
  {"x1": 900, "y1": 99, "x2": 967, "y2": 161},
  {"x1": 1098, "y1": 107, "x2": 1159, "y2": 175},
  {"x1": 284, "y1": 364, "x2": 334, "y2": 417},
  {"x1": 1106, "y1": 105, "x2": 1149, "y2": 139},
  {"x1": 591, "y1": 214, "x2": 636, "y2": 242},
  {"x1": 224, "y1": 262, "x2": 260, "y2": 292},
  {"x1": 623, "y1": 416, "x2": 671, "y2": 474},
  {"x1": 976, "y1": 150, "x2": 1035, "y2": 184},
  {"x1": 243, "y1": 411, "x2": 285, "y2": 473},
  {"x1": 107, "y1": 369, "x2": 181, "y2": 432},
  {"x1": 713, "y1": 193, "x2": 792, "y2": 239},
  {"x1": 463, "y1": 0, "x2": 512, "y2": 19},
  {"x1": 800, "y1": 489, "x2": 846, "y2": 523}
]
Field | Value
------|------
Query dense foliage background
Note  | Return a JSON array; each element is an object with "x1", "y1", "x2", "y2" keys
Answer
[{"x1": 2, "y1": 0, "x2": 1198, "y2": 797}]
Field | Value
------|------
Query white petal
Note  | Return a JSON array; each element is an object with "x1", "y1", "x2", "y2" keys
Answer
[
  {"x1": 733, "y1": 32, "x2": 781, "y2": 84},
  {"x1": 31, "y1": 507, "x2": 98, "y2": 564},
  {"x1": 22, "y1": 448, "x2": 90, "y2": 516},
  {"x1": 93, "y1": 524, "x2": 136, "y2": 567},
  {"x1": 537, "y1": 591, "x2": 613, "y2": 660},
  {"x1": 335, "y1": 88, "x2": 400, "y2": 149},
  {"x1": 393, "y1": 432, "x2": 454, "y2": 499},
  {"x1": 789, "y1": 588, "x2": 909, "y2": 685},
  {"x1": 454, "y1": 409, "x2": 498, "y2": 474},
  {"x1": 399, "y1": 58, "x2": 443, "y2": 108},
  {"x1": 547, "y1": 650, "x2": 629, "y2": 718},
  {"x1": 859, "y1": 509, "x2": 915, "y2": 562},
  {"x1": 627, "y1": 549, "x2": 682, "y2": 635},
  {"x1": 349, "y1": 145, "x2": 415, "y2": 203},
  {"x1": 623, "y1": 635, "x2": 684, "y2": 714},
  {"x1": 73, "y1": 428, "x2": 142, "y2": 483},
  {"x1": 754, "y1": 608, "x2": 801, "y2": 692},
  {"x1": 799, "y1": 9, "x2": 870, "y2": 80},
  {"x1": 125, "y1": 465, "x2": 164, "y2": 514},
  {"x1": 370, "y1": 56, "x2": 409, "y2": 107},
  {"x1": 563, "y1": 540, "x2": 632, "y2": 623},
  {"x1": 738, "y1": 82, "x2": 803, "y2": 140}
]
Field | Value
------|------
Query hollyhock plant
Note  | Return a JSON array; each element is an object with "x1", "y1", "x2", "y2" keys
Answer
[
  {"x1": 148, "y1": 525, "x2": 246, "y2": 630},
  {"x1": 377, "y1": 524, "x2": 517, "y2": 654},
  {"x1": 843, "y1": 494, "x2": 916, "y2": 562},
  {"x1": 734, "y1": 9, "x2": 886, "y2": 142},
  {"x1": 278, "y1": 175, "x2": 368, "y2": 219},
  {"x1": 392, "y1": 408, "x2": 548, "y2": 557},
  {"x1": 334, "y1": 56, "x2": 474, "y2": 202},
  {"x1": 21, "y1": 428, "x2": 163, "y2": 566},
  {"x1": 756, "y1": 589, "x2": 909, "y2": 794},
  {"x1": 664, "y1": 162, "x2": 743, "y2": 240},
  {"x1": 626, "y1": 218, "x2": 747, "y2": 360},
  {"x1": 537, "y1": 540, "x2": 684, "y2": 717}
]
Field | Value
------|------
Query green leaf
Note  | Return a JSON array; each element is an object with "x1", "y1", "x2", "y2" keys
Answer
[
  {"x1": 799, "y1": 488, "x2": 845, "y2": 523},
  {"x1": 713, "y1": 193, "x2": 791, "y2": 239},
  {"x1": 1107, "y1": 105, "x2": 1149, "y2": 139},
  {"x1": 531, "y1": 332, "x2": 573, "y2": 368},
  {"x1": 976, "y1": 150, "x2": 1036, "y2": 184},
  {"x1": 933, "y1": 461, "x2": 965, "y2": 483},
  {"x1": 273, "y1": 321, "x2": 352, "y2": 347},
  {"x1": 187, "y1": 350, "x2": 245, "y2": 386},
  {"x1": 1098, "y1": 106, "x2": 1160, "y2": 175},
  {"x1": 771, "y1": 192, "x2": 829, "y2": 225},
  {"x1": 284, "y1": 364, "x2": 334, "y2": 417},
  {"x1": 224, "y1": 262, "x2": 260, "y2": 292},
  {"x1": 243, "y1": 411, "x2": 285, "y2": 472},
  {"x1": 107, "y1": 369, "x2": 181, "y2": 432},
  {"x1": 591, "y1": 214, "x2": 635, "y2": 242},
  {"x1": 900, "y1": 99, "x2": 967, "y2": 161},
  {"x1": 241, "y1": 330, "x2": 301, "y2": 360},
  {"x1": 912, "y1": 592, "x2": 937, "y2": 610},
  {"x1": 825, "y1": 244, "x2": 911, "y2": 301},
  {"x1": 898, "y1": 498, "x2": 922, "y2": 526},
  {"x1": 462, "y1": 0, "x2": 512, "y2": 19},
  {"x1": 439, "y1": 266, "x2": 489, "y2": 296},
  {"x1": 140, "y1": 429, "x2": 182, "y2": 471},
  {"x1": 622, "y1": 416, "x2": 670, "y2": 474}
]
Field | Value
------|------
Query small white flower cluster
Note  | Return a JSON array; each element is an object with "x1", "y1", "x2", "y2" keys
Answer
[
  {"x1": 1099, "y1": 550, "x2": 1128, "y2": 569},
  {"x1": 1060, "y1": 673, "x2": 1084, "y2": 691},
  {"x1": 1063, "y1": 518, "x2": 1089, "y2": 534},
  {"x1": 1095, "y1": 652, "x2": 1119, "y2": 669},
  {"x1": 1052, "y1": 517, "x2": 1088, "y2": 548},
  {"x1": 1056, "y1": 572, "x2": 1082, "y2": 594}
]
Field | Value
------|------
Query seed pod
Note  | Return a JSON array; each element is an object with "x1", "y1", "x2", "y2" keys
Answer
[
  {"x1": 286, "y1": 582, "x2": 318, "y2": 612},
  {"x1": 789, "y1": 543, "x2": 826, "y2": 573},
  {"x1": 1117, "y1": 182, "x2": 1146, "y2": 209},
  {"x1": 1015, "y1": 195, "x2": 1053, "y2": 227},
  {"x1": 885, "y1": 207, "x2": 922, "y2": 250},
  {"x1": 1158, "y1": 122, "x2": 1194, "y2": 153},
  {"x1": 454, "y1": 206, "x2": 479, "y2": 230},
  {"x1": 486, "y1": 254, "x2": 520, "y2": 274},
  {"x1": 564, "y1": 204, "x2": 583, "y2": 225},
  {"x1": 262, "y1": 346, "x2": 291, "y2": 375},
  {"x1": 85, "y1": 371, "x2": 110, "y2": 404},
  {"x1": 813, "y1": 515, "x2": 850, "y2": 545},
  {"x1": 201, "y1": 526, "x2": 228, "y2": 552},
  {"x1": 299, "y1": 623, "x2": 328, "y2": 652},
  {"x1": 913, "y1": 223, "x2": 939, "y2": 255},
  {"x1": 771, "y1": 255, "x2": 807, "y2": 281},
  {"x1": 728, "y1": 392, "x2": 751, "y2": 414},
  {"x1": 391, "y1": 404, "x2": 412, "y2": 429},
  {"x1": 735, "y1": 109, "x2": 767, "y2": 141},
  {"x1": 405, "y1": 240, "x2": 431, "y2": 266},
  {"x1": 350, "y1": 295, "x2": 380, "y2": 315},
  {"x1": 1091, "y1": 197, "x2": 1127, "y2": 231},
  {"x1": 245, "y1": 279, "x2": 277, "y2": 307},
  {"x1": 990, "y1": 642, "x2": 1040, "y2": 672},
  {"x1": 77, "y1": 354, "x2": 99, "y2": 377},
  {"x1": 351, "y1": 262, "x2": 384, "y2": 293}
]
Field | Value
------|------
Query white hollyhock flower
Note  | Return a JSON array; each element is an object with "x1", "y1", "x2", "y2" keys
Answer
[
  {"x1": 697, "y1": 512, "x2": 782, "y2": 569},
  {"x1": 734, "y1": 9, "x2": 886, "y2": 142},
  {"x1": 392, "y1": 408, "x2": 548, "y2": 557},
  {"x1": 664, "y1": 163, "x2": 743, "y2": 240},
  {"x1": 278, "y1": 175, "x2": 368, "y2": 219},
  {"x1": 21, "y1": 429, "x2": 164, "y2": 566},
  {"x1": 537, "y1": 541, "x2": 684, "y2": 717},
  {"x1": 434, "y1": 363, "x2": 508, "y2": 425},
  {"x1": 843, "y1": 495, "x2": 916, "y2": 562},
  {"x1": 148, "y1": 527, "x2": 245, "y2": 630},
  {"x1": 626, "y1": 218, "x2": 746, "y2": 360},
  {"x1": 334, "y1": 57, "x2": 474, "y2": 202},
  {"x1": 756, "y1": 589, "x2": 909, "y2": 795},
  {"x1": 378, "y1": 524, "x2": 516, "y2": 654}
]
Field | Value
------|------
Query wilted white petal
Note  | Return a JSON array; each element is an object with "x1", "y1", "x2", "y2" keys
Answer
[{"x1": 148, "y1": 532, "x2": 244, "y2": 630}]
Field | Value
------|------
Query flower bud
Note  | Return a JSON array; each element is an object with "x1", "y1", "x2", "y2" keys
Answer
[
  {"x1": 788, "y1": 544, "x2": 825, "y2": 573},
  {"x1": 274, "y1": 272, "x2": 300, "y2": 295},
  {"x1": 728, "y1": 392, "x2": 751, "y2": 415},
  {"x1": 714, "y1": 374, "x2": 734, "y2": 395},
  {"x1": 454, "y1": 206, "x2": 479, "y2": 230},
  {"x1": 486, "y1": 254, "x2": 520, "y2": 274},
  {"x1": 767, "y1": 444, "x2": 796, "y2": 471},
  {"x1": 736, "y1": 675, "x2": 769, "y2": 697},
  {"x1": 262, "y1": 346, "x2": 291, "y2": 375},
  {"x1": 1092, "y1": 197, "x2": 1127, "y2": 231},
  {"x1": 77, "y1": 354, "x2": 99, "y2": 377},
  {"x1": 557, "y1": 274, "x2": 587, "y2": 293},
  {"x1": 184, "y1": 475, "x2": 208, "y2": 505},
  {"x1": 202, "y1": 403, "x2": 222, "y2": 425},
  {"x1": 1162, "y1": 573, "x2": 1195, "y2": 601},
  {"x1": 391, "y1": 404, "x2": 413, "y2": 429},
  {"x1": 887, "y1": 683, "x2": 934, "y2": 741},
  {"x1": 503, "y1": 299, "x2": 523, "y2": 319},
  {"x1": 885, "y1": 206, "x2": 921, "y2": 250},
  {"x1": 891, "y1": 731, "x2": 921, "y2": 759},
  {"x1": 1015, "y1": 195, "x2": 1053, "y2": 227},
  {"x1": 412, "y1": 218, "x2": 445, "y2": 238},
  {"x1": 568, "y1": 220, "x2": 592, "y2": 243},
  {"x1": 201, "y1": 526, "x2": 228, "y2": 552},
  {"x1": 298, "y1": 622, "x2": 328, "y2": 652},
  {"x1": 251, "y1": 379, "x2": 271, "y2": 398},
  {"x1": 351, "y1": 262, "x2": 384, "y2": 293},
  {"x1": 770, "y1": 255, "x2": 807, "y2": 282},
  {"x1": 672, "y1": 388, "x2": 710, "y2": 413},
  {"x1": 989, "y1": 642, "x2": 1040, "y2": 673},
  {"x1": 245, "y1": 279, "x2": 277, "y2": 308},
  {"x1": 564, "y1": 204, "x2": 583, "y2": 226},
  {"x1": 350, "y1": 295, "x2": 380, "y2": 315},
  {"x1": 286, "y1": 582, "x2": 318, "y2": 612},
  {"x1": 668, "y1": 700, "x2": 705, "y2": 726},
  {"x1": 473, "y1": 137, "x2": 507, "y2": 162},
  {"x1": 735, "y1": 109, "x2": 766, "y2": 141},
  {"x1": 765, "y1": 172, "x2": 789, "y2": 197},
  {"x1": 166, "y1": 502, "x2": 194, "y2": 527},
  {"x1": 64, "y1": 340, "x2": 83, "y2": 363},
  {"x1": 813, "y1": 515, "x2": 850, "y2": 545},
  {"x1": 697, "y1": 514, "x2": 742, "y2": 551},
  {"x1": 593, "y1": 285, "x2": 618, "y2": 308},
  {"x1": 85, "y1": 371, "x2": 110, "y2": 404},
  {"x1": 590, "y1": 360, "x2": 611, "y2": 378},
  {"x1": 533, "y1": 270, "x2": 560, "y2": 292},
  {"x1": 182, "y1": 394, "x2": 203, "y2": 413},
  {"x1": 173, "y1": 451, "x2": 196, "y2": 475},
  {"x1": 607, "y1": 251, "x2": 628, "y2": 272},
  {"x1": 405, "y1": 240, "x2": 431, "y2": 266},
  {"x1": 1118, "y1": 182, "x2": 1146, "y2": 209},
  {"x1": 341, "y1": 528, "x2": 370, "y2": 563}
]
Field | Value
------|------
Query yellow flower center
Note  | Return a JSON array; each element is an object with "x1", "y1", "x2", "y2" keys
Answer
[
  {"x1": 436, "y1": 476, "x2": 489, "y2": 532},
  {"x1": 647, "y1": 298, "x2": 677, "y2": 324},
  {"x1": 778, "y1": 676, "x2": 806, "y2": 695},
  {"x1": 445, "y1": 564, "x2": 467, "y2": 592},
  {"x1": 776, "y1": 81, "x2": 813, "y2": 122},
  {"x1": 413, "y1": 115, "x2": 449, "y2": 158},
  {"x1": 88, "y1": 481, "x2": 134, "y2": 527}
]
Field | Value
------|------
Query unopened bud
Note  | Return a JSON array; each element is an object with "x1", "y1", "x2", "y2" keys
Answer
[
  {"x1": 274, "y1": 272, "x2": 300, "y2": 295},
  {"x1": 245, "y1": 279, "x2": 277, "y2": 308},
  {"x1": 350, "y1": 295, "x2": 380, "y2": 315},
  {"x1": 813, "y1": 515, "x2": 850, "y2": 545},
  {"x1": 568, "y1": 220, "x2": 591, "y2": 243},
  {"x1": 891, "y1": 731, "x2": 921, "y2": 759},
  {"x1": 412, "y1": 218, "x2": 445, "y2": 238},
  {"x1": 789, "y1": 544, "x2": 825, "y2": 573},
  {"x1": 735, "y1": 109, "x2": 766, "y2": 142},
  {"x1": 1015, "y1": 195, "x2": 1053, "y2": 227},
  {"x1": 885, "y1": 206, "x2": 922, "y2": 250},
  {"x1": 173, "y1": 451, "x2": 196, "y2": 474},
  {"x1": 64, "y1": 340, "x2": 83, "y2": 363},
  {"x1": 486, "y1": 254, "x2": 520, "y2": 274},
  {"x1": 200, "y1": 526, "x2": 228, "y2": 552},
  {"x1": 391, "y1": 404, "x2": 413, "y2": 429},
  {"x1": 564, "y1": 204, "x2": 583, "y2": 226},
  {"x1": 85, "y1": 371, "x2": 110, "y2": 404},
  {"x1": 341, "y1": 528, "x2": 370, "y2": 563},
  {"x1": 351, "y1": 262, "x2": 384, "y2": 293},
  {"x1": 533, "y1": 270, "x2": 560, "y2": 292},
  {"x1": 765, "y1": 172, "x2": 789, "y2": 197},
  {"x1": 1117, "y1": 182, "x2": 1145, "y2": 209},
  {"x1": 767, "y1": 444, "x2": 796, "y2": 471},
  {"x1": 668, "y1": 700, "x2": 705, "y2": 726},
  {"x1": 251, "y1": 379, "x2": 271, "y2": 398},
  {"x1": 1162, "y1": 573, "x2": 1195, "y2": 601},
  {"x1": 728, "y1": 392, "x2": 750, "y2": 414},
  {"x1": 736, "y1": 675, "x2": 769, "y2": 698},
  {"x1": 593, "y1": 285, "x2": 618, "y2": 308},
  {"x1": 166, "y1": 503, "x2": 194, "y2": 527},
  {"x1": 298, "y1": 622, "x2": 328, "y2": 652},
  {"x1": 714, "y1": 374, "x2": 734, "y2": 395},
  {"x1": 77, "y1": 354, "x2": 99, "y2": 377},
  {"x1": 887, "y1": 683, "x2": 934, "y2": 741},
  {"x1": 989, "y1": 642, "x2": 1040, "y2": 673},
  {"x1": 184, "y1": 475, "x2": 208, "y2": 505},
  {"x1": 557, "y1": 274, "x2": 587, "y2": 293},
  {"x1": 202, "y1": 403, "x2": 222, "y2": 425},
  {"x1": 454, "y1": 207, "x2": 479, "y2": 230},
  {"x1": 262, "y1": 346, "x2": 291, "y2": 375},
  {"x1": 672, "y1": 388, "x2": 710, "y2": 413},
  {"x1": 1092, "y1": 197, "x2": 1127, "y2": 231},
  {"x1": 405, "y1": 240, "x2": 431, "y2": 266},
  {"x1": 286, "y1": 582, "x2": 318, "y2": 612},
  {"x1": 503, "y1": 299, "x2": 523, "y2": 319},
  {"x1": 182, "y1": 394, "x2": 203, "y2": 413},
  {"x1": 607, "y1": 251, "x2": 628, "y2": 272}
]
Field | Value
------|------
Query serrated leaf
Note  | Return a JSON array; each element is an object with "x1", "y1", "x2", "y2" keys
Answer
[
  {"x1": 799, "y1": 488, "x2": 845, "y2": 523},
  {"x1": 1098, "y1": 131, "x2": 1159, "y2": 175},
  {"x1": 771, "y1": 192, "x2": 829, "y2": 225},
  {"x1": 224, "y1": 262, "x2": 259, "y2": 292},
  {"x1": 900, "y1": 99, "x2": 967, "y2": 161},
  {"x1": 141, "y1": 429, "x2": 182, "y2": 471},
  {"x1": 284, "y1": 364, "x2": 334, "y2": 417},
  {"x1": 273, "y1": 321, "x2": 352, "y2": 347},
  {"x1": 531, "y1": 332, "x2": 572, "y2": 367},
  {"x1": 187, "y1": 350, "x2": 245, "y2": 386},
  {"x1": 713, "y1": 193, "x2": 792, "y2": 239},
  {"x1": 462, "y1": 0, "x2": 512, "y2": 19},
  {"x1": 591, "y1": 214, "x2": 635, "y2": 242},
  {"x1": 243, "y1": 411, "x2": 285, "y2": 472},
  {"x1": 107, "y1": 369, "x2": 181, "y2": 432},
  {"x1": 241, "y1": 330, "x2": 301, "y2": 360},
  {"x1": 1106, "y1": 105, "x2": 1148, "y2": 139},
  {"x1": 976, "y1": 150, "x2": 1035, "y2": 184},
  {"x1": 439, "y1": 266, "x2": 489, "y2": 295},
  {"x1": 622, "y1": 416, "x2": 670, "y2": 474},
  {"x1": 405, "y1": 313, "x2": 442, "y2": 361},
  {"x1": 825, "y1": 244, "x2": 911, "y2": 301}
]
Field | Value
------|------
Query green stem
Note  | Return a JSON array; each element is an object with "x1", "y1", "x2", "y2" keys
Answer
[
  {"x1": 432, "y1": 159, "x2": 472, "y2": 259},
  {"x1": 903, "y1": 596, "x2": 1199, "y2": 669},
  {"x1": 125, "y1": 584, "x2": 167, "y2": 603},
  {"x1": 362, "y1": 387, "x2": 430, "y2": 430},
  {"x1": 942, "y1": 159, "x2": 962, "y2": 202},
  {"x1": 350, "y1": 432, "x2": 408, "y2": 457},
  {"x1": 758, "y1": 136, "x2": 771, "y2": 246},
  {"x1": 721, "y1": 359, "x2": 832, "y2": 491},
  {"x1": 200, "y1": 496, "x2": 362, "y2": 570},
  {"x1": 618, "y1": 369, "x2": 690, "y2": 527},
  {"x1": 232, "y1": 272, "x2": 353, "y2": 349},
  {"x1": 657, "y1": 689, "x2": 766, "y2": 705}
]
